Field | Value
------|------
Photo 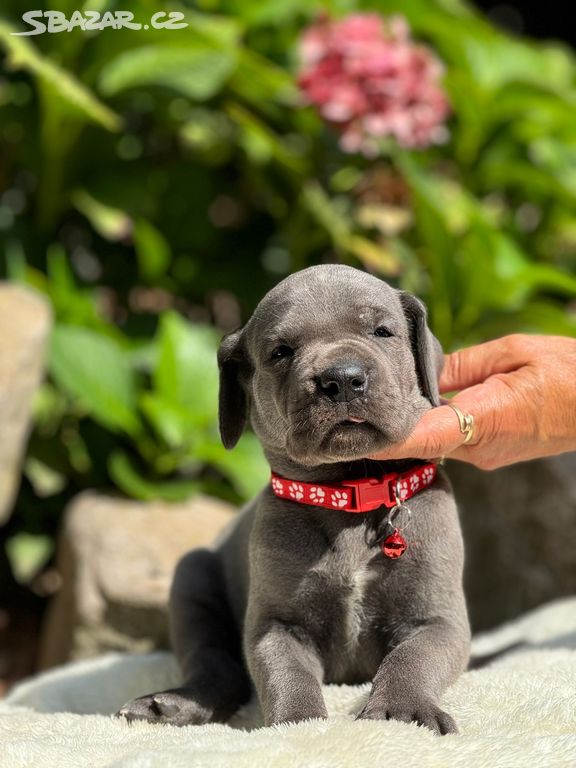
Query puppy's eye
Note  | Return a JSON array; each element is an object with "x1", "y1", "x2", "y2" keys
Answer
[
  {"x1": 270, "y1": 344, "x2": 294, "y2": 361},
  {"x1": 373, "y1": 326, "x2": 393, "y2": 338}
]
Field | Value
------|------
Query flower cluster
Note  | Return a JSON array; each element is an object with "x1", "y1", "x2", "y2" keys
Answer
[{"x1": 297, "y1": 13, "x2": 450, "y2": 156}]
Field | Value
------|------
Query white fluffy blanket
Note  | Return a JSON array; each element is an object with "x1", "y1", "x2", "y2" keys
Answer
[{"x1": 2, "y1": 598, "x2": 576, "y2": 768}]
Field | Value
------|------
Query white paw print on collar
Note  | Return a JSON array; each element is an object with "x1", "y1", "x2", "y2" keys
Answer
[
  {"x1": 309, "y1": 486, "x2": 326, "y2": 503},
  {"x1": 271, "y1": 477, "x2": 285, "y2": 495},
  {"x1": 422, "y1": 467, "x2": 435, "y2": 484},
  {"x1": 396, "y1": 480, "x2": 409, "y2": 501},
  {"x1": 288, "y1": 482, "x2": 304, "y2": 501},
  {"x1": 330, "y1": 490, "x2": 349, "y2": 508}
]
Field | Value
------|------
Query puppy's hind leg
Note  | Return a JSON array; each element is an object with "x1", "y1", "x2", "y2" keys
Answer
[{"x1": 116, "y1": 549, "x2": 251, "y2": 726}]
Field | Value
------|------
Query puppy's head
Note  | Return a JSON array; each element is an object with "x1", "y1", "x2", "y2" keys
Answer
[{"x1": 218, "y1": 265, "x2": 442, "y2": 467}]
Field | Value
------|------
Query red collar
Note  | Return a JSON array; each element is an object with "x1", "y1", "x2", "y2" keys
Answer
[{"x1": 270, "y1": 463, "x2": 437, "y2": 513}]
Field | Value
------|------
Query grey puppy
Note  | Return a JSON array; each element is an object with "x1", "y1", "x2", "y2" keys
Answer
[{"x1": 117, "y1": 264, "x2": 470, "y2": 734}]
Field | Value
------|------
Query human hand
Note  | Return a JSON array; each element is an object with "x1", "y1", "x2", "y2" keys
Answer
[{"x1": 370, "y1": 334, "x2": 576, "y2": 470}]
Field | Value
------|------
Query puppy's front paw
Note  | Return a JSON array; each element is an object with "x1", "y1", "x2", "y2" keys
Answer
[
  {"x1": 115, "y1": 687, "x2": 214, "y2": 727},
  {"x1": 356, "y1": 696, "x2": 458, "y2": 735}
]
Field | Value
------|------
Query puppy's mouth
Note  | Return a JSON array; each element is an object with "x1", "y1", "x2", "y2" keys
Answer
[
  {"x1": 322, "y1": 418, "x2": 383, "y2": 447},
  {"x1": 330, "y1": 419, "x2": 378, "y2": 435},
  {"x1": 283, "y1": 396, "x2": 402, "y2": 465}
]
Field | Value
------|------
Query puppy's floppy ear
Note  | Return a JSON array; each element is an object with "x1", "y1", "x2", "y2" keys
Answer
[
  {"x1": 217, "y1": 329, "x2": 249, "y2": 449},
  {"x1": 399, "y1": 293, "x2": 443, "y2": 407}
]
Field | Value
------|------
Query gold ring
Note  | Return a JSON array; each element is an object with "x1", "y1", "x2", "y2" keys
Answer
[{"x1": 447, "y1": 403, "x2": 475, "y2": 444}]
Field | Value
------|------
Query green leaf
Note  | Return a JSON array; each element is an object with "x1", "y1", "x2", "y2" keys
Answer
[
  {"x1": 454, "y1": 226, "x2": 576, "y2": 336},
  {"x1": 396, "y1": 157, "x2": 456, "y2": 343},
  {"x1": 4, "y1": 239, "x2": 28, "y2": 283},
  {"x1": 99, "y1": 45, "x2": 236, "y2": 100},
  {"x1": 6, "y1": 534, "x2": 53, "y2": 583},
  {"x1": 154, "y1": 313, "x2": 220, "y2": 426},
  {"x1": 24, "y1": 457, "x2": 66, "y2": 498},
  {"x1": 224, "y1": 0, "x2": 309, "y2": 27},
  {"x1": 178, "y1": 108, "x2": 235, "y2": 161},
  {"x1": 301, "y1": 182, "x2": 400, "y2": 274},
  {"x1": 468, "y1": 301, "x2": 576, "y2": 343},
  {"x1": 462, "y1": 36, "x2": 573, "y2": 94},
  {"x1": 133, "y1": 219, "x2": 171, "y2": 283},
  {"x1": 50, "y1": 325, "x2": 141, "y2": 435},
  {"x1": 399, "y1": 156, "x2": 468, "y2": 232},
  {"x1": 477, "y1": 144, "x2": 570, "y2": 202},
  {"x1": 528, "y1": 263, "x2": 576, "y2": 297},
  {"x1": 408, "y1": 7, "x2": 574, "y2": 94},
  {"x1": 37, "y1": 245, "x2": 108, "y2": 330},
  {"x1": 140, "y1": 393, "x2": 194, "y2": 449},
  {"x1": 176, "y1": 10, "x2": 242, "y2": 49},
  {"x1": 73, "y1": 190, "x2": 133, "y2": 241},
  {"x1": 483, "y1": 83, "x2": 576, "y2": 134},
  {"x1": 301, "y1": 181, "x2": 351, "y2": 245},
  {"x1": 0, "y1": 20, "x2": 120, "y2": 131},
  {"x1": 109, "y1": 451, "x2": 200, "y2": 502},
  {"x1": 230, "y1": 48, "x2": 298, "y2": 109},
  {"x1": 227, "y1": 102, "x2": 306, "y2": 172},
  {"x1": 345, "y1": 235, "x2": 400, "y2": 276},
  {"x1": 528, "y1": 138, "x2": 576, "y2": 197},
  {"x1": 197, "y1": 432, "x2": 269, "y2": 500}
]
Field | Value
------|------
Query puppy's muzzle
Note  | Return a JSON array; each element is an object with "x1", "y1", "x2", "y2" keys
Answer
[{"x1": 317, "y1": 361, "x2": 368, "y2": 403}]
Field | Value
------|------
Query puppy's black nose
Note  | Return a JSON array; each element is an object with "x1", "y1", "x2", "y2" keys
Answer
[{"x1": 318, "y1": 362, "x2": 368, "y2": 402}]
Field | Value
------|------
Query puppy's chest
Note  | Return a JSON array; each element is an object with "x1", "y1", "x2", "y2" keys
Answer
[{"x1": 298, "y1": 526, "x2": 397, "y2": 681}]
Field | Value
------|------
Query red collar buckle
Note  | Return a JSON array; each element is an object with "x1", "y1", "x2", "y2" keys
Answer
[{"x1": 341, "y1": 474, "x2": 399, "y2": 512}]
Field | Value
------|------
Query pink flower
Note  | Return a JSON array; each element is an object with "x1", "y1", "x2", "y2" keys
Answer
[{"x1": 297, "y1": 13, "x2": 450, "y2": 155}]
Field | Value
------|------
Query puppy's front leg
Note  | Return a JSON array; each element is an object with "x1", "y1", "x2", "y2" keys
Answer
[
  {"x1": 357, "y1": 617, "x2": 470, "y2": 735},
  {"x1": 245, "y1": 618, "x2": 328, "y2": 726}
]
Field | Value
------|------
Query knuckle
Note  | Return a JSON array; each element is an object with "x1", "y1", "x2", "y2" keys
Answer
[
  {"x1": 503, "y1": 333, "x2": 536, "y2": 360},
  {"x1": 445, "y1": 351, "x2": 464, "y2": 389},
  {"x1": 499, "y1": 334, "x2": 523, "y2": 360}
]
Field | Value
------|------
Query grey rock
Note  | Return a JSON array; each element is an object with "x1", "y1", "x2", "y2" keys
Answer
[
  {"x1": 447, "y1": 453, "x2": 576, "y2": 631},
  {"x1": 38, "y1": 492, "x2": 236, "y2": 668},
  {"x1": 0, "y1": 284, "x2": 52, "y2": 524}
]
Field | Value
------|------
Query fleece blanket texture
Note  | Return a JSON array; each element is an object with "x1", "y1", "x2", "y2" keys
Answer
[{"x1": 1, "y1": 597, "x2": 576, "y2": 768}]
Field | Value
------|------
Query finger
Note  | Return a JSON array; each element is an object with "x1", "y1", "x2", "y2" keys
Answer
[
  {"x1": 369, "y1": 405, "x2": 466, "y2": 461},
  {"x1": 439, "y1": 335, "x2": 531, "y2": 393}
]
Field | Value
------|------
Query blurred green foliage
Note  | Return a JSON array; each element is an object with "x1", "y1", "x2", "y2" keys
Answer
[{"x1": 1, "y1": 0, "x2": 576, "y2": 540}]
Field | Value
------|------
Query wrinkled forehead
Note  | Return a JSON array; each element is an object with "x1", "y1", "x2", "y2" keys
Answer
[{"x1": 245, "y1": 266, "x2": 405, "y2": 347}]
